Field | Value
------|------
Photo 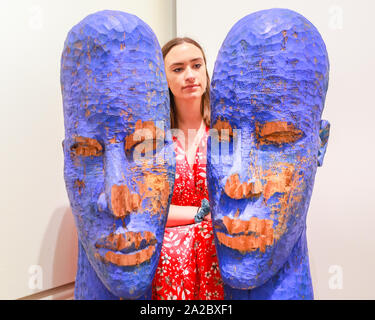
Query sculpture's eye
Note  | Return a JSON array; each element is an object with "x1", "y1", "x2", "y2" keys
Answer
[
  {"x1": 70, "y1": 137, "x2": 103, "y2": 157},
  {"x1": 255, "y1": 121, "x2": 303, "y2": 146},
  {"x1": 212, "y1": 119, "x2": 235, "y2": 142},
  {"x1": 125, "y1": 138, "x2": 160, "y2": 161},
  {"x1": 210, "y1": 119, "x2": 237, "y2": 162},
  {"x1": 125, "y1": 132, "x2": 163, "y2": 161}
]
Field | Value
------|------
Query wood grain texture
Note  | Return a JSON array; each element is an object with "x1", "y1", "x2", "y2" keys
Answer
[
  {"x1": 61, "y1": 10, "x2": 175, "y2": 300},
  {"x1": 208, "y1": 8, "x2": 330, "y2": 300}
]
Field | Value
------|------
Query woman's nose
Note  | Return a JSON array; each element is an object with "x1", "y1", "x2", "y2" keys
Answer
[{"x1": 185, "y1": 67, "x2": 195, "y2": 82}]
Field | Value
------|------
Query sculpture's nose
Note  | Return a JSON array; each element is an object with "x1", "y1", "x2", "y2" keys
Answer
[
  {"x1": 97, "y1": 187, "x2": 141, "y2": 217},
  {"x1": 222, "y1": 120, "x2": 263, "y2": 200},
  {"x1": 224, "y1": 174, "x2": 263, "y2": 199},
  {"x1": 110, "y1": 184, "x2": 141, "y2": 218},
  {"x1": 97, "y1": 192, "x2": 107, "y2": 212},
  {"x1": 102, "y1": 143, "x2": 141, "y2": 218}
]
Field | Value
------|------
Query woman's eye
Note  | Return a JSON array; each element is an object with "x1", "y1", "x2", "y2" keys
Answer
[
  {"x1": 173, "y1": 68, "x2": 182, "y2": 73},
  {"x1": 194, "y1": 63, "x2": 202, "y2": 69}
]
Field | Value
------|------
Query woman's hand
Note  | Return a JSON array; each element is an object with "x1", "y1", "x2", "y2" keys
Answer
[
  {"x1": 194, "y1": 199, "x2": 210, "y2": 223},
  {"x1": 203, "y1": 212, "x2": 211, "y2": 221}
]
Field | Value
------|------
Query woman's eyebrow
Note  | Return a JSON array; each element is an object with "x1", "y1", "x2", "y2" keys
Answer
[
  {"x1": 169, "y1": 57, "x2": 204, "y2": 68},
  {"x1": 169, "y1": 62, "x2": 184, "y2": 68},
  {"x1": 190, "y1": 57, "x2": 204, "y2": 62}
]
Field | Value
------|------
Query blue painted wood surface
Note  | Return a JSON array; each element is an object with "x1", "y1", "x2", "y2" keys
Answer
[
  {"x1": 208, "y1": 8, "x2": 330, "y2": 300},
  {"x1": 61, "y1": 10, "x2": 175, "y2": 300}
]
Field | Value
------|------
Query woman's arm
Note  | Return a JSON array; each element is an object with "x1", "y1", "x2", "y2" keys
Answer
[
  {"x1": 166, "y1": 204, "x2": 211, "y2": 227},
  {"x1": 166, "y1": 204, "x2": 197, "y2": 227}
]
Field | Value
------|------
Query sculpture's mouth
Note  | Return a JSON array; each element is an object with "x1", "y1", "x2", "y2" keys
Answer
[
  {"x1": 95, "y1": 231, "x2": 157, "y2": 266},
  {"x1": 215, "y1": 216, "x2": 274, "y2": 253}
]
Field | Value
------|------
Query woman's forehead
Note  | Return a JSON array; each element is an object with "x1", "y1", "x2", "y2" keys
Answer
[{"x1": 165, "y1": 43, "x2": 204, "y2": 66}]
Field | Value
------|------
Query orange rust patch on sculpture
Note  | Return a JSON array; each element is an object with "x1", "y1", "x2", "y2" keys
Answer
[
  {"x1": 262, "y1": 164, "x2": 295, "y2": 201},
  {"x1": 74, "y1": 41, "x2": 83, "y2": 50},
  {"x1": 224, "y1": 174, "x2": 262, "y2": 199},
  {"x1": 222, "y1": 216, "x2": 273, "y2": 236},
  {"x1": 137, "y1": 172, "x2": 170, "y2": 214},
  {"x1": 260, "y1": 163, "x2": 301, "y2": 241},
  {"x1": 281, "y1": 30, "x2": 288, "y2": 51},
  {"x1": 212, "y1": 119, "x2": 233, "y2": 142},
  {"x1": 256, "y1": 121, "x2": 302, "y2": 145},
  {"x1": 96, "y1": 231, "x2": 156, "y2": 251},
  {"x1": 273, "y1": 165, "x2": 302, "y2": 240},
  {"x1": 217, "y1": 213, "x2": 274, "y2": 253},
  {"x1": 111, "y1": 185, "x2": 141, "y2": 217},
  {"x1": 109, "y1": 137, "x2": 117, "y2": 144},
  {"x1": 74, "y1": 179, "x2": 85, "y2": 195},
  {"x1": 216, "y1": 232, "x2": 274, "y2": 253},
  {"x1": 104, "y1": 245, "x2": 156, "y2": 266},
  {"x1": 259, "y1": 58, "x2": 264, "y2": 74},
  {"x1": 125, "y1": 120, "x2": 163, "y2": 151},
  {"x1": 70, "y1": 136, "x2": 103, "y2": 157}
]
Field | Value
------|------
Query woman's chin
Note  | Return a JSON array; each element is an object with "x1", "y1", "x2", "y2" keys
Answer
[{"x1": 179, "y1": 92, "x2": 204, "y2": 100}]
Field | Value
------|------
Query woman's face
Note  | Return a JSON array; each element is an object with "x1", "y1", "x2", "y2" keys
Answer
[{"x1": 164, "y1": 42, "x2": 207, "y2": 101}]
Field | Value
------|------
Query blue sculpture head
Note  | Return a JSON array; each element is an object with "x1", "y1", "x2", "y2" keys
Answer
[
  {"x1": 208, "y1": 8, "x2": 330, "y2": 290},
  {"x1": 61, "y1": 10, "x2": 174, "y2": 299}
]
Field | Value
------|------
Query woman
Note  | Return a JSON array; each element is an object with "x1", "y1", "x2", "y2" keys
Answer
[{"x1": 152, "y1": 37, "x2": 224, "y2": 300}]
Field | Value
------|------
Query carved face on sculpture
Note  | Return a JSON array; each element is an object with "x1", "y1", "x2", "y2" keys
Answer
[
  {"x1": 61, "y1": 11, "x2": 174, "y2": 298},
  {"x1": 208, "y1": 9, "x2": 330, "y2": 289}
]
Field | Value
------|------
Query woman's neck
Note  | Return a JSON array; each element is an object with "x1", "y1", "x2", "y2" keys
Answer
[
  {"x1": 175, "y1": 97, "x2": 202, "y2": 132},
  {"x1": 174, "y1": 97, "x2": 205, "y2": 162}
]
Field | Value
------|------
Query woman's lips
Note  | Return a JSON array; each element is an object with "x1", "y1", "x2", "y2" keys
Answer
[
  {"x1": 215, "y1": 216, "x2": 274, "y2": 253},
  {"x1": 95, "y1": 231, "x2": 157, "y2": 266},
  {"x1": 183, "y1": 84, "x2": 200, "y2": 90}
]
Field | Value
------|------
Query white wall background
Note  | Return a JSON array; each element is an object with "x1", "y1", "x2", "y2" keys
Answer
[
  {"x1": 177, "y1": 0, "x2": 375, "y2": 299},
  {"x1": 0, "y1": 0, "x2": 175, "y2": 300}
]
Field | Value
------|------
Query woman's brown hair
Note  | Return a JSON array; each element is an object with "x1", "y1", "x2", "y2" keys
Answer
[{"x1": 162, "y1": 37, "x2": 210, "y2": 129}]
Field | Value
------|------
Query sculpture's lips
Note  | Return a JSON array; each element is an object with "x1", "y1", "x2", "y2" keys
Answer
[
  {"x1": 215, "y1": 216, "x2": 274, "y2": 253},
  {"x1": 95, "y1": 231, "x2": 157, "y2": 266}
]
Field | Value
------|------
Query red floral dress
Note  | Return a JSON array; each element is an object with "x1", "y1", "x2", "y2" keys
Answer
[{"x1": 152, "y1": 126, "x2": 224, "y2": 300}]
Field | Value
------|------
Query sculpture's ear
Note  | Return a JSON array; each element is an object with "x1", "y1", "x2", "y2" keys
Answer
[{"x1": 317, "y1": 120, "x2": 330, "y2": 167}]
